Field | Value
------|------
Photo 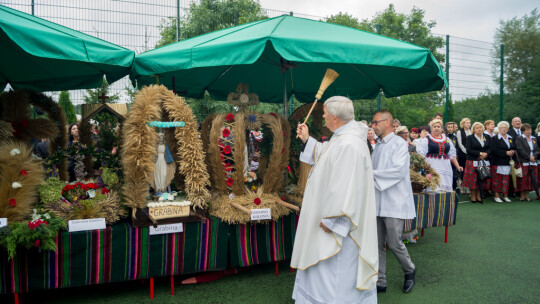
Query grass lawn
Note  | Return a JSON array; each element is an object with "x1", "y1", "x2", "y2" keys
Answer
[{"x1": 2, "y1": 193, "x2": 540, "y2": 303}]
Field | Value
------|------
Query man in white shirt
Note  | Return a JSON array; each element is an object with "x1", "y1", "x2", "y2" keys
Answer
[
  {"x1": 371, "y1": 110, "x2": 417, "y2": 294},
  {"x1": 292, "y1": 96, "x2": 378, "y2": 303}
]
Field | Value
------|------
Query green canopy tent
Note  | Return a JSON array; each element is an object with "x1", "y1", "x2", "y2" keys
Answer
[
  {"x1": 131, "y1": 15, "x2": 447, "y2": 111},
  {"x1": 0, "y1": 5, "x2": 134, "y2": 92}
]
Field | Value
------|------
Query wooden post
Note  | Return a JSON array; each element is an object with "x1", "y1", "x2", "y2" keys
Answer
[
  {"x1": 421, "y1": 228, "x2": 425, "y2": 237},
  {"x1": 445, "y1": 226, "x2": 449, "y2": 243},
  {"x1": 231, "y1": 202, "x2": 252, "y2": 215},
  {"x1": 275, "y1": 262, "x2": 279, "y2": 276},
  {"x1": 14, "y1": 293, "x2": 19, "y2": 304},
  {"x1": 171, "y1": 275, "x2": 175, "y2": 295},
  {"x1": 276, "y1": 199, "x2": 300, "y2": 212}
]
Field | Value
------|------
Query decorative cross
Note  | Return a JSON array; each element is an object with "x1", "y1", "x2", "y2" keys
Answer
[{"x1": 98, "y1": 92, "x2": 109, "y2": 104}]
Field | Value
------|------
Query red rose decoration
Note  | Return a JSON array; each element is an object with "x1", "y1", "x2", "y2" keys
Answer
[
  {"x1": 101, "y1": 187, "x2": 110, "y2": 194},
  {"x1": 28, "y1": 219, "x2": 48, "y2": 230},
  {"x1": 222, "y1": 128, "x2": 231, "y2": 138},
  {"x1": 9, "y1": 199, "x2": 16, "y2": 207},
  {"x1": 280, "y1": 196, "x2": 286, "y2": 202},
  {"x1": 20, "y1": 169, "x2": 28, "y2": 176},
  {"x1": 19, "y1": 119, "x2": 29, "y2": 128},
  {"x1": 223, "y1": 145, "x2": 232, "y2": 154},
  {"x1": 224, "y1": 163, "x2": 232, "y2": 172},
  {"x1": 226, "y1": 178, "x2": 234, "y2": 187},
  {"x1": 34, "y1": 239, "x2": 41, "y2": 247},
  {"x1": 226, "y1": 114, "x2": 235, "y2": 122},
  {"x1": 269, "y1": 113, "x2": 277, "y2": 118},
  {"x1": 254, "y1": 198, "x2": 261, "y2": 205}
]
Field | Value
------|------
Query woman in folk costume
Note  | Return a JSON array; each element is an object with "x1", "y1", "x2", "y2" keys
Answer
[
  {"x1": 515, "y1": 123, "x2": 540, "y2": 201},
  {"x1": 490, "y1": 121, "x2": 516, "y2": 203},
  {"x1": 462, "y1": 122, "x2": 491, "y2": 203},
  {"x1": 416, "y1": 119, "x2": 463, "y2": 191},
  {"x1": 292, "y1": 96, "x2": 378, "y2": 303}
]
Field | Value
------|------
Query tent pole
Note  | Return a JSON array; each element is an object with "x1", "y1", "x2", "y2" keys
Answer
[{"x1": 283, "y1": 73, "x2": 288, "y2": 117}]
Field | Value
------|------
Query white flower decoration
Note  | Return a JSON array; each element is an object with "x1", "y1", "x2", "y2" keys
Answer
[
  {"x1": 31, "y1": 209, "x2": 40, "y2": 221},
  {"x1": 12, "y1": 182, "x2": 22, "y2": 188},
  {"x1": 10, "y1": 149, "x2": 21, "y2": 156},
  {"x1": 44, "y1": 213, "x2": 51, "y2": 219}
]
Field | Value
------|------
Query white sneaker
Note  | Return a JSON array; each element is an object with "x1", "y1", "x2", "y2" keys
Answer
[
  {"x1": 494, "y1": 197, "x2": 503, "y2": 203},
  {"x1": 503, "y1": 197, "x2": 512, "y2": 203}
]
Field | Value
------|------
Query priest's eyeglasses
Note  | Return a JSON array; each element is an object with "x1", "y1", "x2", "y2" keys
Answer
[{"x1": 371, "y1": 119, "x2": 387, "y2": 126}]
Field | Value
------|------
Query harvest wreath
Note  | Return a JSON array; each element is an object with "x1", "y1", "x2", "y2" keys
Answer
[
  {"x1": 120, "y1": 85, "x2": 210, "y2": 225},
  {"x1": 202, "y1": 108, "x2": 296, "y2": 224}
]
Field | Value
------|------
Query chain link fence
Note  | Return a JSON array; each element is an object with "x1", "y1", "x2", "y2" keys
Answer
[{"x1": 1, "y1": 0, "x2": 502, "y2": 126}]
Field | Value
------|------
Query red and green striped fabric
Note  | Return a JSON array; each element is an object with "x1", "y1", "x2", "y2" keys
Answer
[
  {"x1": 404, "y1": 191, "x2": 459, "y2": 231},
  {"x1": 230, "y1": 214, "x2": 298, "y2": 268},
  {"x1": 0, "y1": 217, "x2": 228, "y2": 294}
]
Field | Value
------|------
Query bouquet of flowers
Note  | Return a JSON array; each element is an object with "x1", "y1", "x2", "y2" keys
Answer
[
  {"x1": 0, "y1": 209, "x2": 66, "y2": 260},
  {"x1": 42, "y1": 177, "x2": 125, "y2": 225}
]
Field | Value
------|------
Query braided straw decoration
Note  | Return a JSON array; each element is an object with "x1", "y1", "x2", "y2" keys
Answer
[{"x1": 121, "y1": 85, "x2": 210, "y2": 209}]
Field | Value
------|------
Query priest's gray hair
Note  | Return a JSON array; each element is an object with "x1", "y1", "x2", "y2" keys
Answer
[
  {"x1": 497, "y1": 121, "x2": 509, "y2": 129},
  {"x1": 324, "y1": 96, "x2": 354, "y2": 122}
]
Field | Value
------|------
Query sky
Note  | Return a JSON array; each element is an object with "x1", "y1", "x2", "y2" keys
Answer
[{"x1": 258, "y1": 0, "x2": 538, "y2": 42}]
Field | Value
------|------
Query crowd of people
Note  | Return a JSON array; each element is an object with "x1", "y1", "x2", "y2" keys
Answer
[{"x1": 363, "y1": 114, "x2": 540, "y2": 203}]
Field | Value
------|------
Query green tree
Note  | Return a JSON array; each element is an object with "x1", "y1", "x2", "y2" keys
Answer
[
  {"x1": 83, "y1": 77, "x2": 120, "y2": 104},
  {"x1": 124, "y1": 84, "x2": 139, "y2": 104},
  {"x1": 358, "y1": 4, "x2": 445, "y2": 63},
  {"x1": 156, "y1": 0, "x2": 267, "y2": 47},
  {"x1": 493, "y1": 8, "x2": 540, "y2": 121},
  {"x1": 58, "y1": 91, "x2": 77, "y2": 124},
  {"x1": 326, "y1": 12, "x2": 360, "y2": 28}
]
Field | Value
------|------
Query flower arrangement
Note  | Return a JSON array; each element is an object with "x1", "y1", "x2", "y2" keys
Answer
[
  {"x1": 0, "y1": 209, "x2": 66, "y2": 260},
  {"x1": 409, "y1": 153, "x2": 441, "y2": 192},
  {"x1": 43, "y1": 178, "x2": 125, "y2": 225}
]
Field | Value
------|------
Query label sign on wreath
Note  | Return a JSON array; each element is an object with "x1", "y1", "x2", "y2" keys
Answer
[
  {"x1": 251, "y1": 208, "x2": 271, "y2": 221},
  {"x1": 149, "y1": 223, "x2": 184, "y2": 235},
  {"x1": 68, "y1": 218, "x2": 106, "y2": 232},
  {"x1": 149, "y1": 206, "x2": 190, "y2": 220},
  {"x1": 0, "y1": 218, "x2": 7, "y2": 228}
]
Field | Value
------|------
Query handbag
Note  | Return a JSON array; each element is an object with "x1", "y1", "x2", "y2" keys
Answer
[
  {"x1": 510, "y1": 160, "x2": 523, "y2": 178},
  {"x1": 514, "y1": 160, "x2": 523, "y2": 178},
  {"x1": 476, "y1": 160, "x2": 491, "y2": 180}
]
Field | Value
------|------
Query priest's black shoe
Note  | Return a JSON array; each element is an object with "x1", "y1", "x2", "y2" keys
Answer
[
  {"x1": 377, "y1": 285, "x2": 386, "y2": 293},
  {"x1": 403, "y1": 269, "x2": 416, "y2": 293}
]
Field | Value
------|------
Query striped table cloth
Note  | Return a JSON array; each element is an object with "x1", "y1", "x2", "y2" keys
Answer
[
  {"x1": 404, "y1": 191, "x2": 459, "y2": 231},
  {"x1": 229, "y1": 214, "x2": 299, "y2": 268},
  {"x1": 0, "y1": 217, "x2": 228, "y2": 294}
]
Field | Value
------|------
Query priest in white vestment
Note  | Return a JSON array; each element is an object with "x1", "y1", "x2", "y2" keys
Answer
[{"x1": 291, "y1": 96, "x2": 378, "y2": 304}]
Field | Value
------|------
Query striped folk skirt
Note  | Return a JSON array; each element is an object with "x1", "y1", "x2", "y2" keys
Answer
[
  {"x1": 491, "y1": 165, "x2": 510, "y2": 194},
  {"x1": 462, "y1": 160, "x2": 491, "y2": 190},
  {"x1": 516, "y1": 165, "x2": 538, "y2": 192}
]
